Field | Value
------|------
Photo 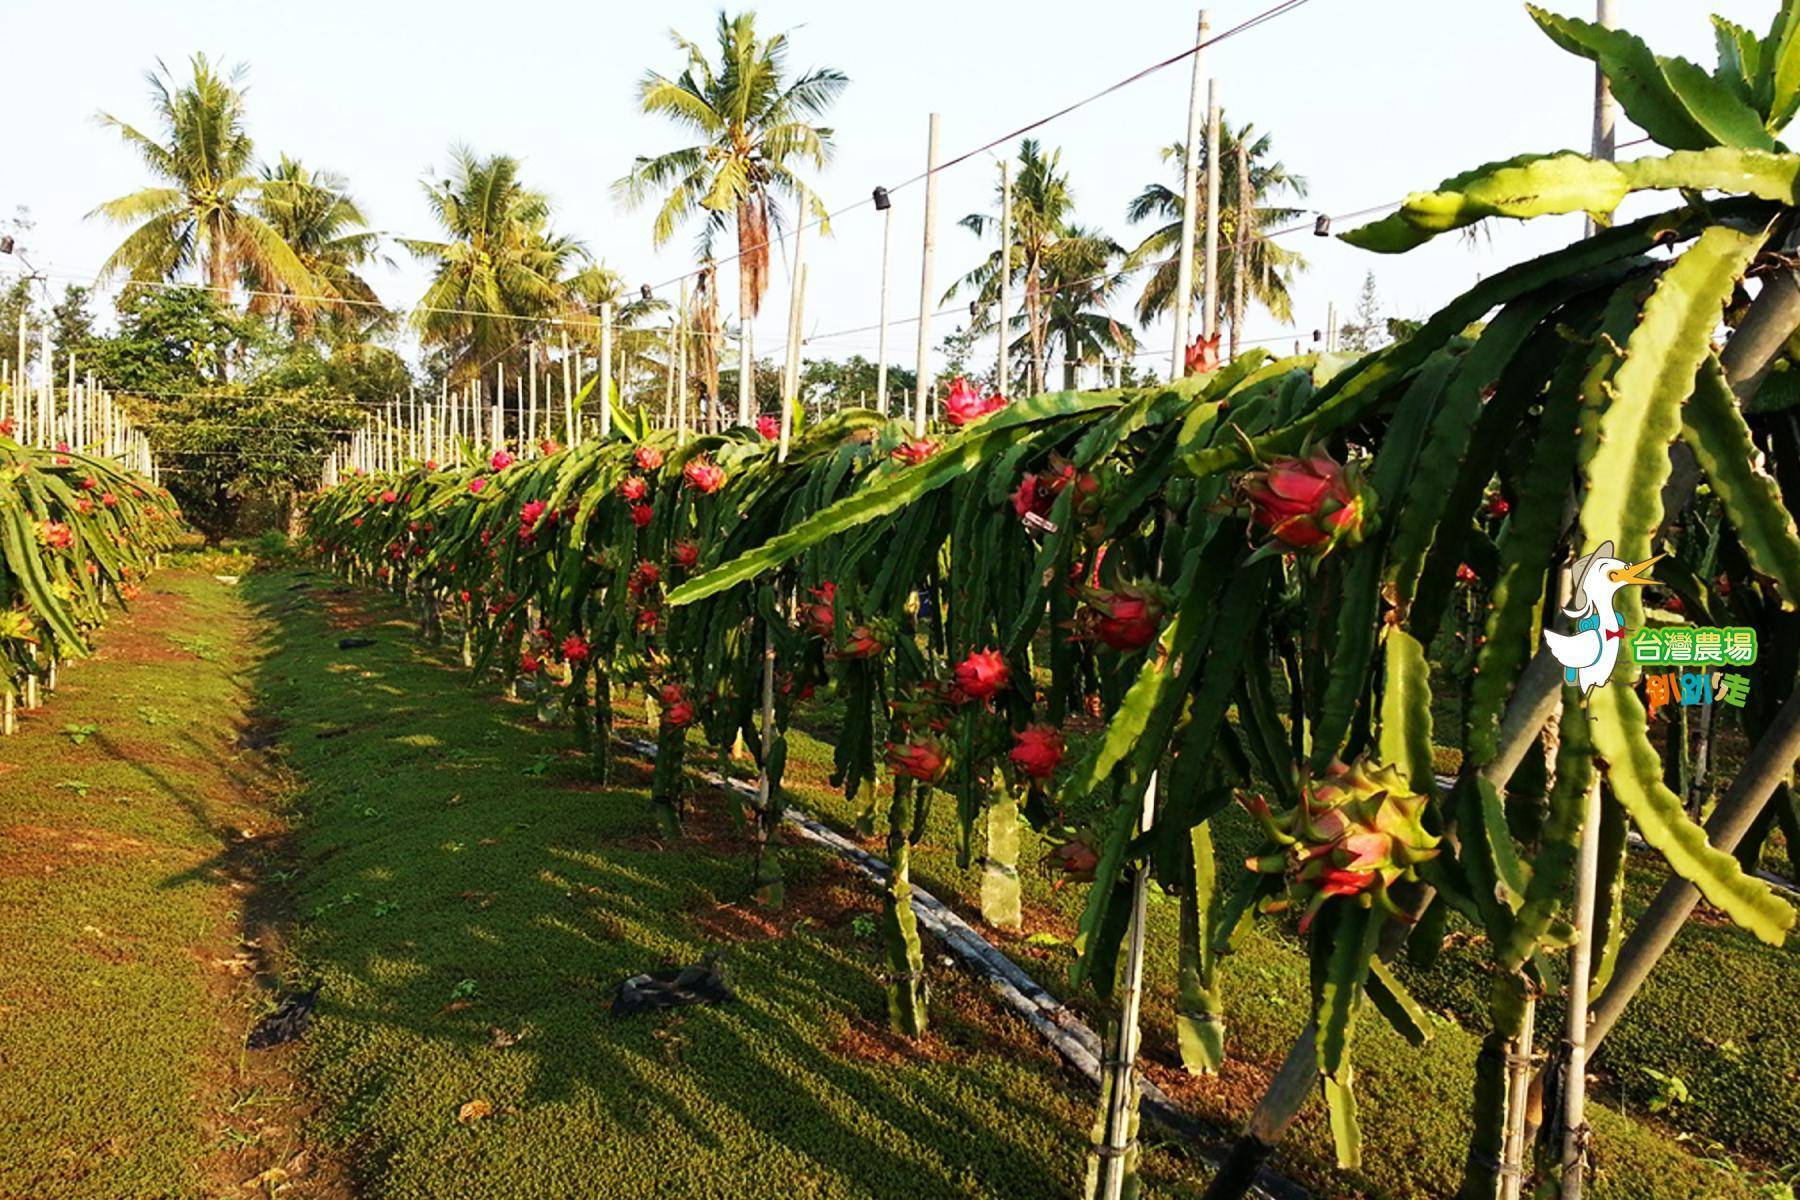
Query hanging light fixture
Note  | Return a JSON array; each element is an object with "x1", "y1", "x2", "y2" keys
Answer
[
  {"x1": 1313, "y1": 213, "x2": 1332, "y2": 237},
  {"x1": 872, "y1": 186, "x2": 891, "y2": 211},
  {"x1": 640, "y1": 283, "x2": 653, "y2": 302}
]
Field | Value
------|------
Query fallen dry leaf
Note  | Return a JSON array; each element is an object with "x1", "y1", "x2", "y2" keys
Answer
[
  {"x1": 241, "y1": 1164, "x2": 288, "y2": 1190},
  {"x1": 488, "y1": 1025, "x2": 522, "y2": 1048},
  {"x1": 457, "y1": 1098, "x2": 493, "y2": 1123}
]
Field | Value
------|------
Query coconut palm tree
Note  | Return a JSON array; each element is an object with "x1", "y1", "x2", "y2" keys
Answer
[
  {"x1": 1126, "y1": 118, "x2": 1308, "y2": 350},
  {"x1": 946, "y1": 140, "x2": 1118, "y2": 396},
  {"x1": 250, "y1": 156, "x2": 385, "y2": 342},
  {"x1": 90, "y1": 55, "x2": 311, "y2": 306},
  {"x1": 402, "y1": 147, "x2": 584, "y2": 381},
  {"x1": 1038, "y1": 226, "x2": 1134, "y2": 389},
  {"x1": 616, "y1": 10, "x2": 847, "y2": 419}
]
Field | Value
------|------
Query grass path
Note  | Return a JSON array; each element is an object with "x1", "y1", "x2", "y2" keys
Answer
[
  {"x1": 0, "y1": 569, "x2": 342, "y2": 1199},
  {"x1": 247, "y1": 570, "x2": 1224, "y2": 1200}
]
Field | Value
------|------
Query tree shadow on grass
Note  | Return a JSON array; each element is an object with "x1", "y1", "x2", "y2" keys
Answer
[{"x1": 236, "y1": 572, "x2": 1095, "y2": 1199}]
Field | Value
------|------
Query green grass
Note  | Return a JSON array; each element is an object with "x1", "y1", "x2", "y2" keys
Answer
[
  {"x1": 11, "y1": 564, "x2": 1787, "y2": 1199},
  {"x1": 0, "y1": 572, "x2": 275, "y2": 1199},
  {"x1": 246, "y1": 571, "x2": 1220, "y2": 1199}
]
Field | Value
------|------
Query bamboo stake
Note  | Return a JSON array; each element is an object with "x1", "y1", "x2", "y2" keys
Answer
[
  {"x1": 914, "y1": 113, "x2": 941, "y2": 438},
  {"x1": 1172, "y1": 10, "x2": 1209, "y2": 372}
]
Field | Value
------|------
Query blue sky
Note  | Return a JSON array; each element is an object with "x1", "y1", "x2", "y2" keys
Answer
[{"x1": 2, "y1": 0, "x2": 1777, "y2": 379}]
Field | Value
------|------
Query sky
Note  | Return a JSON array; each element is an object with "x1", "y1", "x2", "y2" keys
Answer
[{"x1": 0, "y1": 0, "x2": 1780, "y2": 384}]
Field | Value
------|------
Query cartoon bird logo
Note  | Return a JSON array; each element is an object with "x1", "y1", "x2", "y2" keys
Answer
[{"x1": 1543, "y1": 540, "x2": 1661, "y2": 696}]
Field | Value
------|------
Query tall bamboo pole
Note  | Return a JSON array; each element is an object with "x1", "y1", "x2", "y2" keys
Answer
[
  {"x1": 999, "y1": 157, "x2": 1013, "y2": 394},
  {"x1": 676, "y1": 281, "x2": 690, "y2": 441},
  {"x1": 876, "y1": 202, "x2": 894, "y2": 415},
  {"x1": 600, "y1": 302, "x2": 615, "y2": 438},
  {"x1": 1230, "y1": 139, "x2": 1250, "y2": 360},
  {"x1": 1560, "y1": 6, "x2": 1616, "y2": 1197},
  {"x1": 1172, "y1": 10, "x2": 1209, "y2": 374},
  {"x1": 560, "y1": 328, "x2": 574, "y2": 445},
  {"x1": 1201, "y1": 79, "x2": 1222, "y2": 340},
  {"x1": 913, "y1": 113, "x2": 941, "y2": 438}
]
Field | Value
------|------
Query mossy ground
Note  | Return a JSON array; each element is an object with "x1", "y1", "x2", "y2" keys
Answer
[
  {"x1": 0, "y1": 570, "x2": 336, "y2": 1199},
  {"x1": 3, "y1": 563, "x2": 1792, "y2": 1199}
]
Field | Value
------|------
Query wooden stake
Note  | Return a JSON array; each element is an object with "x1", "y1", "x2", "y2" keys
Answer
[
  {"x1": 1172, "y1": 10, "x2": 1209, "y2": 376},
  {"x1": 914, "y1": 113, "x2": 941, "y2": 438}
]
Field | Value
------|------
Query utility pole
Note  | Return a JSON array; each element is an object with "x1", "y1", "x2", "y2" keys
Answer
[
  {"x1": 600, "y1": 302, "x2": 614, "y2": 438},
  {"x1": 1171, "y1": 10, "x2": 1209, "y2": 377}
]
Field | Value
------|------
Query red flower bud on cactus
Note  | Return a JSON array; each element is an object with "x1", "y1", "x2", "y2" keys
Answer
[
  {"x1": 630, "y1": 504, "x2": 654, "y2": 528},
  {"x1": 886, "y1": 735, "x2": 949, "y2": 784},
  {"x1": 519, "y1": 500, "x2": 546, "y2": 531},
  {"x1": 838, "y1": 621, "x2": 890, "y2": 660},
  {"x1": 490, "y1": 449, "x2": 514, "y2": 471},
  {"x1": 37, "y1": 521, "x2": 75, "y2": 550},
  {"x1": 1009, "y1": 724, "x2": 1066, "y2": 780},
  {"x1": 954, "y1": 648, "x2": 1010, "y2": 700},
  {"x1": 1046, "y1": 833, "x2": 1100, "y2": 885},
  {"x1": 425, "y1": 459, "x2": 438, "y2": 471},
  {"x1": 629, "y1": 561, "x2": 661, "y2": 596},
  {"x1": 682, "y1": 455, "x2": 726, "y2": 494},
  {"x1": 1082, "y1": 583, "x2": 1168, "y2": 652},
  {"x1": 757, "y1": 414, "x2": 781, "y2": 440},
  {"x1": 469, "y1": 476, "x2": 488, "y2": 495},
  {"x1": 561, "y1": 634, "x2": 591, "y2": 664},
  {"x1": 944, "y1": 376, "x2": 1006, "y2": 427},
  {"x1": 1236, "y1": 447, "x2": 1371, "y2": 556},
  {"x1": 1456, "y1": 563, "x2": 1478, "y2": 584},
  {"x1": 659, "y1": 683, "x2": 694, "y2": 727},
  {"x1": 80, "y1": 476, "x2": 98, "y2": 491},
  {"x1": 890, "y1": 438, "x2": 942, "y2": 465},
  {"x1": 1486, "y1": 493, "x2": 1511, "y2": 518},
  {"x1": 672, "y1": 539, "x2": 700, "y2": 569},
  {"x1": 540, "y1": 438, "x2": 560, "y2": 456},
  {"x1": 519, "y1": 650, "x2": 542, "y2": 674},
  {"x1": 801, "y1": 582, "x2": 837, "y2": 638},
  {"x1": 1185, "y1": 331, "x2": 1221, "y2": 376},
  {"x1": 634, "y1": 445, "x2": 664, "y2": 471},
  {"x1": 381, "y1": 489, "x2": 398, "y2": 504}
]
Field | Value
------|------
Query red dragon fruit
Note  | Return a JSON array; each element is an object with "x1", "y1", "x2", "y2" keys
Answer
[{"x1": 1235, "y1": 447, "x2": 1372, "y2": 557}]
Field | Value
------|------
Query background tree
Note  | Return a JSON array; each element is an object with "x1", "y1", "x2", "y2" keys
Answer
[
  {"x1": 945, "y1": 140, "x2": 1116, "y2": 396},
  {"x1": 1336, "y1": 270, "x2": 1387, "y2": 352},
  {"x1": 1125, "y1": 120, "x2": 1308, "y2": 345},
  {"x1": 617, "y1": 9, "x2": 847, "y2": 385},
  {"x1": 402, "y1": 147, "x2": 583, "y2": 383},
  {"x1": 1036, "y1": 225, "x2": 1133, "y2": 389},
  {"x1": 90, "y1": 54, "x2": 311, "y2": 335},
  {"x1": 250, "y1": 155, "x2": 386, "y2": 342}
]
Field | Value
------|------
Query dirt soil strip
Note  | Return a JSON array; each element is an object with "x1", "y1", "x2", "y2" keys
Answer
[{"x1": 615, "y1": 736, "x2": 1308, "y2": 1200}]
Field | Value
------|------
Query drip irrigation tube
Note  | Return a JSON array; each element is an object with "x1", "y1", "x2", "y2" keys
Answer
[{"x1": 616, "y1": 736, "x2": 1310, "y2": 1200}]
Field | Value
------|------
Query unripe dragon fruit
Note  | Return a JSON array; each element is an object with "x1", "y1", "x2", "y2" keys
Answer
[{"x1": 1242, "y1": 758, "x2": 1439, "y2": 934}]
